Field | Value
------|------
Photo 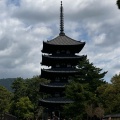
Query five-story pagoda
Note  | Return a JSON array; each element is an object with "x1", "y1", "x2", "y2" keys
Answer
[{"x1": 39, "y1": 1, "x2": 85, "y2": 119}]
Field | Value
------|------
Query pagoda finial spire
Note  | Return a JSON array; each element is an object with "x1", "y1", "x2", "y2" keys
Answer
[{"x1": 59, "y1": 1, "x2": 65, "y2": 36}]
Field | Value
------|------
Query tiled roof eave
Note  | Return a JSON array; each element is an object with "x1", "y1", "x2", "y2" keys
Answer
[
  {"x1": 40, "y1": 99, "x2": 73, "y2": 104},
  {"x1": 45, "y1": 42, "x2": 85, "y2": 46},
  {"x1": 40, "y1": 84, "x2": 66, "y2": 88},
  {"x1": 42, "y1": 69, "x2": 79, "y2": 73},
  {"x1": 43, "y1": 55, "x2": 84, "y2": 59},
  {"x1": 44, "y1": 42, "x2": 85, "y2": 46},
  {"x1": 104, "y1": 114, "x2": 120, "y2": 118},
  {"x1": 43, "y1": 35, "x2": 85, "y2": 46}
]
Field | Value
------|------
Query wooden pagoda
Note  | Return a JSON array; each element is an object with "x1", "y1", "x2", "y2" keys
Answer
[{"x1": 39, "y1": 1, "x2": 86, "y2": 119}]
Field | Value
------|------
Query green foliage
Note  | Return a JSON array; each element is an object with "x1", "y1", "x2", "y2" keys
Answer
[
  {"x1": 64, "y1": 81, "x2": 98, "y2": 119},
  {"x1": 77, "y1": 57, "x2": 107, "y2": 92},
  {"x1": 85, "y1": 104, "x2": 104, "y2": 119},
  {"x1": 25, "y1": 76, "x2": 49, "y2": 103},
  {"x1": 64, "y1": 57, "x2": 107, "y2": 119},
  {"x1": 64, "y1": 81, "x2": 95, "y2": 119},
  {"x1": 0, "y1": 78, "x2": 16, "y2": 91},
  {"x1": 9, "y1": 76, "x2": 49, "y2": 119},
  {"x1": 0, "y1": 85, "x2": 13, "y2": 113},
  {"x1": 111, "y1": 73, "x2": 120, "y2": 86},
  {"x1": 97, "y1": 73, "x2": 120, "y2": 114},
  {"x1": 25, "y1": 76, "x2": 49, "y2": 119},
  {"x1": 65, "y1": 81, "x2": 94, "y2": 102},
  {"x1": 15, "y1": 97, "x2": 34, "y2": 120},
  {"x1": 11, "y1": 77, "x2": 27, "y2": 100}
]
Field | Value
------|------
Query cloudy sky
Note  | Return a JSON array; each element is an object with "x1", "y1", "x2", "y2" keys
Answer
[{"x1": 0, "y1": 0, "x2": 119, "y2": 82}]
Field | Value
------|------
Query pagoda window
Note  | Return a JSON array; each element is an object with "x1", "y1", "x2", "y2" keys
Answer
[
  {"x1": 62, "y1": 77, "x2": 66, "y2": 80},
  {"x1": 61, "y1": 50, "x2": 65, "y2": 54},
  {"x1": 66, "y1": 50, "x2": 70, "y2": 54},
  {"x1": 67, "y1": 64, "x2": 71, "y2": 67},
  {"x1": 56, "y1": 50, "x2": 60, "y2": 54},
  {"x1": 55, "y1": 93, "x2": 60, "y2": 97},
  {"x1": 62, "y1": 63, "x2": 65, "y2": 67},
  {"x1": 56, "y1": 64, "x2": 60, "y2": 67},
  {"x1": 55, "y1": 77, "x2": 60, "y2": 82}
]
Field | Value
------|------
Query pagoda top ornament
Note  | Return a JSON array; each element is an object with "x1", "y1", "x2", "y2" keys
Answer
[{"x1": 59, "y1": 1, "x2": 65, "y2": 36}]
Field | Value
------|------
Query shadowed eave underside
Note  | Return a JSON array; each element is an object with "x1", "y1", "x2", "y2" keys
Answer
[{"x1": 40, "y1": 97, "x2": 73, "y2": 104}]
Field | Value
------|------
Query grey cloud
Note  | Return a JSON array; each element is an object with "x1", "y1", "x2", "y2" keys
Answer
[
  {"x1": 0, "y1": 0, "x2": 120, "y2": 82},
  {"x1": 113, "y1": 64, "x2": 120, "y2": 70},
  {"x1": 10, "y1": 1, "x2": 59, "y2": 25},
  {"x1": 0, "y1": 67, "x2": 39, "y2": 78},
  {"x1": 0, "y1": 37, "x2": 11, "y2": 50}
]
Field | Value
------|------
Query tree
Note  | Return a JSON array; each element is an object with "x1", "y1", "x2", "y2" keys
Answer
[
  {"x1": 76, "y1": 57, "x2": 107, "y2": 92},
  {"x1": 117, "y1": 0, "x2": 120, "y2": 9},
  {"x1": 15, "y1": 97, "x2": 34, "y2": 120},
  {"x1": 64, "y1": 81, "x2": 95, "y2": 119},
  {"x1": 25, "y1": 76, "x2": 49, "y2": 119},
  {"x1": 97, "y1": 73, "x2": 120, "y2": 114},
  {"x1": 94, "y1": 106, "x2": 104, "y2": 120},
  {"x1": 10, "y1": 78, "x2": 27, "y2": 117},
  {"x1": 64, "y1": 57, "x2": 107, "y2": 119},
  {"x1": 11, "y1": 77, "x2": 27, "y2": 101},
  {"x1": 10, "y1": 76, "x2": 49, "y2": 119},
  {"x1": 0, "y1": 85, "x2": 12, "y2": 113},
  {"x1": 25, "y1": 76, "x2": 48, "y2": 104},
  {"x1": 85, "y1": 104, "x2": 94, "y2": 120}
]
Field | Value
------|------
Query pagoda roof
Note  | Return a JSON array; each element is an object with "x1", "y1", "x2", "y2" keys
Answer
[
  {"x1": 42, "y1": 68, "x2": 78, "y2": 73},
  {"x1": 44, "y1": 35, "x2": 85, "y2": 46},
  {"x1": 40, "y1": 97, "x2": 73, "y2": 104},
  {"x1": 40, "y1": 82, "x2": 67, "y2": 88},
  {"x1": 103, "y1": 114, "x2": 120, "y2": 118},
  {"x1": 43, "y1": 54, "x2": 85, "y2": 59}
]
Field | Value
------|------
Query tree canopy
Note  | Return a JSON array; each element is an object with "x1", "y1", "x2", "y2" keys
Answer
[
  {"x1": 15, "y1": 97, "x2": 34, "y2": 120},
  {"x1": 117, "y1": 0, "x2": 120, "y2": 9},
  {"x1": 10, "y1": 76, "x2": 48, "y2": 120},
  {"x1": 97, "y1": 73, "x2": 120, "y2": 114},
  {"x1": 64, "y1": 57, "x2": 107, "y2": 120},
  {"x1": 0, "y1": 85, "x2": 12, "y2": 113},
  {"x1": 1, "y1": 59, "x2": 120, "y2": 119}
]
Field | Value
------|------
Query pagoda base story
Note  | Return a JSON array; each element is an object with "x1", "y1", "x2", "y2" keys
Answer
[
  {"x1": 42, "y1": 107, "x2": 61, "y2": 120},
  {"x1": 39, "y1": 97, "x2": 73, "y2": 120}
]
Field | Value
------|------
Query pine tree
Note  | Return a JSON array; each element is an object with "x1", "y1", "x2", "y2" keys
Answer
[{"x1": 64, "y1": 57, "x2": 107, "y2": 119}]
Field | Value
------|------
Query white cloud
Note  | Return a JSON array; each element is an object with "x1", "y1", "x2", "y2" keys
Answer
[
  {"x1": 0, "y1": 0, "x2": 120, "y2": 82},
  {"x1": 93, "y1": 33, "x2": 106, "y2": 45}
]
